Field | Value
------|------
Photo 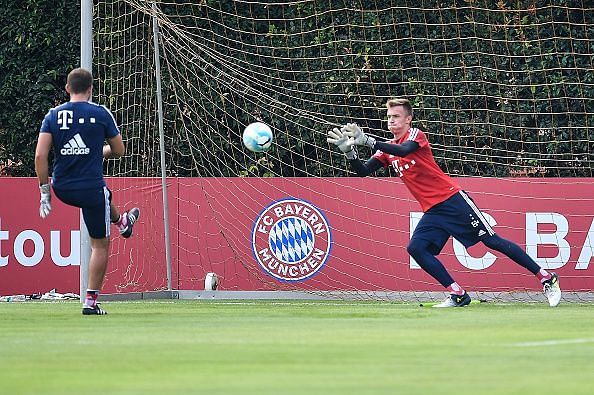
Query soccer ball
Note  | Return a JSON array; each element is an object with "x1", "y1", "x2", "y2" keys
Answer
[{"x1": 243, "y1": 122, "x2": 273, "y2": 152}]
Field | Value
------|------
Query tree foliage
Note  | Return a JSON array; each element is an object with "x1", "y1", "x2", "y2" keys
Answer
[
  {"x1": 0, "y1": 0, "x2": 79, "y2": 176},
  {"x1": 1, "y1": 1, "x2": 592, "y2": 178}
]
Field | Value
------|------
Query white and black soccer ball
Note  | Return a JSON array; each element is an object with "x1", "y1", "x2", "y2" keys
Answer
[{"x1": 242, "y1": 122, "x2": 273, "y2": 153}]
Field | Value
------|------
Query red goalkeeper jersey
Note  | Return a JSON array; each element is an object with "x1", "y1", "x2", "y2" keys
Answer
[{"x1": 373, "y1": 128, "x2": 461, "y2": 212}]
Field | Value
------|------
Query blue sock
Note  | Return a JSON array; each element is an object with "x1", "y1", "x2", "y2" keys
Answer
[
  {"x1": 407, "y1": 239, "x2": 455, "y2": 288},
  {"x1": 482, "y1": 234, "x2": 541, "y2": 274}
]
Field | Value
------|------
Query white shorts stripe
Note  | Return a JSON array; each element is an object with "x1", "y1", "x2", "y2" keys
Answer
[
  {"x1": 103, "y1": 187, "x2": 111, "y2": 237},
  {"x1": 459, "y1": 190, "x2": 494, "y2": 236}
]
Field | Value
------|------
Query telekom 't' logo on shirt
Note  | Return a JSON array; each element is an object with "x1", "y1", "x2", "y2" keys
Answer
[
  {"x1": 391, "y1": 159, "x2": 417, "y2": 177},
  {"x1": 57, "y1": 110, "x2": 73, "y2": 130}
]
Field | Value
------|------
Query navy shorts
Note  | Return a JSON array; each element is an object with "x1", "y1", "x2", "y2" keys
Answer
[
  {"x1": 411, "y1": 190, "x2": 495, "y2": 255},
  {"x1": 53, "y1": 186, "x2": 112, "y2": 239}
]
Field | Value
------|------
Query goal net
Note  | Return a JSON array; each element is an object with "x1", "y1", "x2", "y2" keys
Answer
[{"x1": 93, "y1": 1, "x2": 594, "y2": 301}]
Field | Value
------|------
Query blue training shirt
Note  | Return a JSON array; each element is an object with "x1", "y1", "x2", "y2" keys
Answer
[{"x1": 40, "y1": 101, "x2": 120, "y2": 190}]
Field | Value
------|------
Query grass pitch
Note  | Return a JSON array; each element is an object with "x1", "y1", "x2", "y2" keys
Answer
[{"x1": 1, "y1": 300, "x2": 593, "y2": 395}]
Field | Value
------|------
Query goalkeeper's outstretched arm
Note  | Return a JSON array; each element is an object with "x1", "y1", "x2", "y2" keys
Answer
[
  {"x1": 349, "y1": 157, "x2": 383, "y2": 177},
  {"x1": 373, "y1": 140, "x2": 419, "y2": 157},
  {"x1": 347, "y1": 140, "x2": 419, "y2": 177}
]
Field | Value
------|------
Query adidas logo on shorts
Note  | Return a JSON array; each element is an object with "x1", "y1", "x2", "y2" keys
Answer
[{"x1": 60, "y1": 133, "x2": 90, "y2": 155}]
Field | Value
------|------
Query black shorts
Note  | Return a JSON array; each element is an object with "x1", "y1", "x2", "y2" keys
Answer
[
  {"x1": 411, "y1": 190, "x2": 495, "y2": 255},
  {"x1": 53, "y1": 186, "x2": 112, "y2": 239}
]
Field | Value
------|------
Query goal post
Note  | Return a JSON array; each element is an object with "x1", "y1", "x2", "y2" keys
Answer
[
  {"x1": 150, "y1": 1, "x2": 173, "y2": 291},
  {"x1": 80, "y1": 0, "x2": 174, "y2": 299},
  {"x1": 91, "y1": 1, "x2": 594, "y2": 301},
  {"x1": 79, "y1": 0, "x2": 92, "y2": 302}
]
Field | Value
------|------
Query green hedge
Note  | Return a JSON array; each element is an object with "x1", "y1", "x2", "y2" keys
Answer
[
  {"x1": 1, "y1": 1, "x2": 592, "y2": 178},
  {"x1": 177, "y1": 0, "x2": 592, "y2": 177},
  {"x1": 0, "y1": 0, "x2": 79, "y2": 176}
]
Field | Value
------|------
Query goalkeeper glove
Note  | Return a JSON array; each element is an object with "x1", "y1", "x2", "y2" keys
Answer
[
  {"x1": 39, "y1": 183, "x2": 52, "y2": 219},
  {"x1": 327, "y1": 127, "x2": 357, "y2": 159},
  {"x1": 344, "y1": 123, "x2": 376, "y2": 149}
]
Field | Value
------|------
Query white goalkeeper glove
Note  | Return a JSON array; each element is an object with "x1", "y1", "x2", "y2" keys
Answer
[
  {"x1": 39, "y1": 183, "x2": 52, "y2": 219},
  {"x1": 327, "y1": 127, "x2": 357, "y2": 159},
  {"x1": 344, "y1": 123, "x2": 376, "y2": 149}
]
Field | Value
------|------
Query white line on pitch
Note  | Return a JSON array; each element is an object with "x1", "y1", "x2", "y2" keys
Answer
[{"x1": 512, "y1": 338, "x2": 594, "y2": 347}]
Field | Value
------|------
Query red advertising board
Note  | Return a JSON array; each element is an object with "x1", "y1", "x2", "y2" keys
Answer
[{"x1": 1, "y1": 177, "x2": 593, "y2": 296}]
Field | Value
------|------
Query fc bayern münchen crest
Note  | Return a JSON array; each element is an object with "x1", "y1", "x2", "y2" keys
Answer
[{"x1": 251, "y1": 198, "x2": 332, "y2": 282}]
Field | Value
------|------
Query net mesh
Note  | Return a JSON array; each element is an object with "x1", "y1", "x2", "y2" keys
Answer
[{"x1": 93, "y1": 1, "x2": 594, "y2": 300}]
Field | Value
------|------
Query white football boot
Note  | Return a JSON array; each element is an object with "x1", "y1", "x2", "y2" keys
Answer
[{"x1": 543, "y1": 273, "x2": 561, "y2": 307}]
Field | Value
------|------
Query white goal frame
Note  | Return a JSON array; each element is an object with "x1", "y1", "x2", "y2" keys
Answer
[{"x1": 79, "y1": 0, "x2": 172, "y2": 300}]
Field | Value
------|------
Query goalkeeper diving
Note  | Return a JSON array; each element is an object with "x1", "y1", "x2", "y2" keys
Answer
[{"x1": 328, "y1": 98, "x2": 561, "y2": 307}]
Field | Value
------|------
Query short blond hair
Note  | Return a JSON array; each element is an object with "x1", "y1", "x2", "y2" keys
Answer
[{"x1": 385, "y1": 98, "x2": 413, "y2": 117}]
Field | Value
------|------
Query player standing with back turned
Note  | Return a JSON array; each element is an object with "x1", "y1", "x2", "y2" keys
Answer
[
  {"x1": 327, "y1": 98, "x2": 561, "y2": 307},
  {"x1": 35, "y1": 68, "x2": 140, "y2": 315}
]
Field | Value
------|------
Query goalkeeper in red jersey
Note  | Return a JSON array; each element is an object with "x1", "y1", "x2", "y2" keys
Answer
[{"x1": 327, "y1": 98, "x2": 561, "y2": 307}]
